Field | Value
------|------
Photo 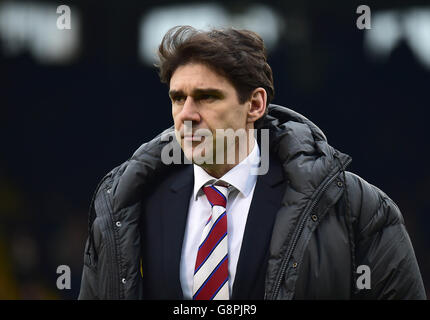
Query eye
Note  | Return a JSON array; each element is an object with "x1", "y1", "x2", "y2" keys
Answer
[
  {"x1": 199, "y1": 94, "x2": 217, "y2": 101},
  {"x1": 172, "y1": 95, "x2": 186, "y2": 103}
]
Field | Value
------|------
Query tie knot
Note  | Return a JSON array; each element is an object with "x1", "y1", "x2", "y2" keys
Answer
[{"x1": 202, "y1": 185, "x2": 228, "y2": 208}]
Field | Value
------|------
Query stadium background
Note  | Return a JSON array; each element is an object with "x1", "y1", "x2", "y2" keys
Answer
[{"x1": 1, "y1": 0, "x2": 429, "y2": 299}]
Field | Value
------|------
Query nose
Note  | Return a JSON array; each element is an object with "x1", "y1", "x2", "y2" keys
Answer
[{"x1": 178, "y1": 97, "x2": 201, "y2": 124}]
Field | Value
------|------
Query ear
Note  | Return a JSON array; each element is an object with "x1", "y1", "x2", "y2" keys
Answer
[{"x1": 247, "y1": 87, "x2": 267, "y2": 124}]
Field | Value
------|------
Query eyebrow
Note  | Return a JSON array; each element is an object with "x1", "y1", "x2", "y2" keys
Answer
[{"x1": 168, "y1": 88, "x2": 225, "y2": 99}]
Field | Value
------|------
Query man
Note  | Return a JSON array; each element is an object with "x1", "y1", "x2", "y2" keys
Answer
[{"x1": 79, "y1": 26, "x2": 426, "y2": 299}]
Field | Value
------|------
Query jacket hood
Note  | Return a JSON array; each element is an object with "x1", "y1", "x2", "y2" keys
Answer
[{"x1": 110, "y1": 104, "x2": 351, "y2": 214}]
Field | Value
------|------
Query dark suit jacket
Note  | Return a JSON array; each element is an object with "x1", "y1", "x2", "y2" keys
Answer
[{"x1": 140, "y1": 154, "x2": 287, "y2": 299}]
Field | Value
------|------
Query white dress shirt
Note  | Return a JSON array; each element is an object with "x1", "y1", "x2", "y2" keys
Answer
[{"x1": 180, "y1": 140, "x2": 260, "y2": 299}]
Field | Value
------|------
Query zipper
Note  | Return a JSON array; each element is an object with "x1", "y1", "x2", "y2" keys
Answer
[
  {"x1": 100, "y1": 179, "x2": 123, "y2": 299},
  {"x1": 86, "y1": 171, "x2": 114, "y2": 259},
  {"x1": 269, "y1": 157, "x2": 352, "y2": 299},
  {"x1": 87, "y1": 169, "x2": 122, "y2": 299},
  {"x1": 88, "y1": 171, "x2": 114, "y2": 231}
]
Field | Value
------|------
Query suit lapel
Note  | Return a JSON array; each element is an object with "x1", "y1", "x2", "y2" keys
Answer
[
  {"x1": 157, "y1": 155, "x2": 286, "y2": 299},
  {"x1": 232, "y1": 154, "x2": 286, "y2": 299},
  {"x1": 160, "y1": 165, "x2": 194, "y2": 299}
]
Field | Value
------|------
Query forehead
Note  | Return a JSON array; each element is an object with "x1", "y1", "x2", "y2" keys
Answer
[{"x1": 169, "y1": 62, "x2": 233, "y2": 91}]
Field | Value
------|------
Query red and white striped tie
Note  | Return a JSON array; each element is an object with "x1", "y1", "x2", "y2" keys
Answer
[{"x1": 193, "y1": 184, "x2": 230, "y2": 300}]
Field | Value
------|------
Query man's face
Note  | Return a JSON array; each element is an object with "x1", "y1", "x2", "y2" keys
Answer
[{"x1": 169, "y1": 62, "x2": 250, "y2": 164}]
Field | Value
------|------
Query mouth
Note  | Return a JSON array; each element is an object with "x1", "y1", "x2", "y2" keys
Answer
[{"x1": 182, "y1": 135, "x2": 204, "y2": 142}]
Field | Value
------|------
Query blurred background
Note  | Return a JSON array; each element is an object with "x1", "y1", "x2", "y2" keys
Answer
[{"x1": 1, "y1": 0, "x2": 429, "y2": 299}]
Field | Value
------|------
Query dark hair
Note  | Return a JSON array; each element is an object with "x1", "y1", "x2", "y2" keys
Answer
[{"x1": 156, "y1": 25, "x2": 274, "y2": 124}]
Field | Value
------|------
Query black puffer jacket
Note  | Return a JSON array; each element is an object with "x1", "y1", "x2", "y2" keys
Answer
[{"x1": 78, "y1": 104, "x2": 426, "y2": 299}]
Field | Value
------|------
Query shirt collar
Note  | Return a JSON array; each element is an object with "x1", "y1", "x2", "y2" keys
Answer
[{"x1": 193, "y1": 139, "x2": 260, "y2": 200}]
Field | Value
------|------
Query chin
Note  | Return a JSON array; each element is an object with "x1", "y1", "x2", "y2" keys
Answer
[{"x1": 183, "y1": 143, "x2": 215, "y2": 165}]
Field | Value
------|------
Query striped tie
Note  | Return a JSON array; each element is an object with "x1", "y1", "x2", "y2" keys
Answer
[{"x1": 192, "y1": 184, "x2": 229, "y2": 300}]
